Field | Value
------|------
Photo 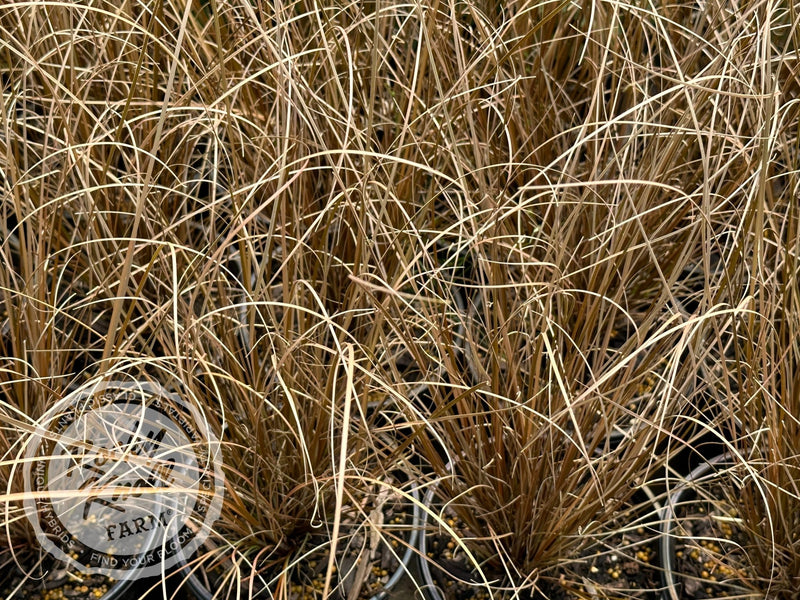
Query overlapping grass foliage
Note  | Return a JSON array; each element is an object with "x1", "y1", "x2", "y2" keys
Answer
[{"x1": 1, "y1": 0, "x2": 799, "y2": 598}]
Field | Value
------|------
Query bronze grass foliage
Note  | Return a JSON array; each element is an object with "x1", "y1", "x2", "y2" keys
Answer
[{"x1": 1, "y1": 0, "x2": 800, "y2": 599}]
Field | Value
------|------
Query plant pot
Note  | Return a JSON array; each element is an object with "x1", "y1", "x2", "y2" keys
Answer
[
  {"x1": 659, "y1": 454, "x2": 755, "y2": 600},
  {"x1": 417, "y1": 483, "x2": 459, "y2": 600},
  {"x1": 418, "y1": 480, "x2": 665, "y2": 600},
  {"x1": 417, "y1": 469, "x2": 501, "y2": 600},
  {"x1": 183, "y1": 486, "x2": 422, "y2": 600},
  {"x1": 0, "y1": 553, "x2": 134, "y2": 600}
]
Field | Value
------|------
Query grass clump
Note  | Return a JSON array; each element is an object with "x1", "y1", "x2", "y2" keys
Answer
[
  {"x1": 176, "y1": 249, "x2": 420, "y2": 599},
  {"x1": 1, "y1": 0, "x2": 800, "y2": 599}
]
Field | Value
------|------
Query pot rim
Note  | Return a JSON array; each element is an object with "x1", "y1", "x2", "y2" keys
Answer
[
  {"x1": 659, "y1": 452, "x2": 739, "y2": 600},
  {"x1": 183, "y1": 485, "x2": 423, "y2": 600}
]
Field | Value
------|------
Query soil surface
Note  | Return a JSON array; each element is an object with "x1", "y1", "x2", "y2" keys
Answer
[
  {"x1": 421, "y1": 506, "x2": 663, "y2": 600},
  {"x1": 669, "y1": 484, "x2": 755, "y2": 599},
  {"x1": 540, "y1": 528, "x2": 662, "y2": 600},
  {"x1": 187, "y1": 490, "x2": 416, "y2": 600},
  {"x1": 0, "y1": 556, "x2": 120, "y2": 600}
]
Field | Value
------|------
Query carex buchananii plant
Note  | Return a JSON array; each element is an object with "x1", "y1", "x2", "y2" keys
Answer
[
  {"x1": 0, "y1": 149, "x2": 152, "y2": 593},
  {"x1": 158, "y1": 4, "x2": 471, "y2": 594},
  {"x1": 392, "y1": 0, "x2": 787, "y2": 596},
  {"x1": 174, "y1": 221, "x2": 447, "y2": 599},
  {"x1": 662, "y1": 201, "x2": 800, "y2": 599},
  {"x1": 4, "y1": 0, "x2": 800, "y2": 599},
  {"x1": 703, "y1": 196, "x2": 800, "y2": 598},
  {"x1": 0, "y1": 1, "x2": 242, "y2": 589},
  {"x1": 651, "y1": 2, "x2": 800, "y2": 597},
  {"x1": 413, "y1": 225, "x2": 704, "y2": 597},
  {"x1": 0, "y1": 2, "x2": 461, "y2": 597}
]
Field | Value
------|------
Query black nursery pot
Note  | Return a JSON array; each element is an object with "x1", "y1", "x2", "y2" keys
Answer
[
  {"x1": 416, "y1": 479, "x2": 491, "y2": 600},
  {"x1": 418, "y1": 480, "x2": 668, "y2": 600},
  {"x1": 184, "y1": 487, "x2": 423, "y2": 600},
  {"x1": 0, "y1": 553, "x2": 135, "y2": 600},
  {"x1": 659, "y1": 453, "x2": 754, "y2": 600},
  {"x1": 417, "y1": 484, "x2": 450, "y2": 600}
]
